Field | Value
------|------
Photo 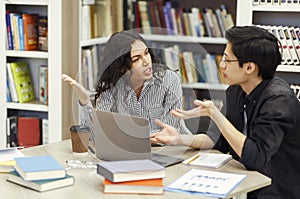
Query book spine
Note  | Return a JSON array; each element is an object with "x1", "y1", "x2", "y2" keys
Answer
[
  {"x1": 6, "y1": 63, "x2": 19, "y2": 102},
  {"x1": 6, "y1": 79, "x2": 12, "y2": 102},
  {"x1": 6, "y1": 12, "x2": 14, "y2": 50},
  {"x1": 18, "y1": 16, "x2": 24, "y2": 51}
]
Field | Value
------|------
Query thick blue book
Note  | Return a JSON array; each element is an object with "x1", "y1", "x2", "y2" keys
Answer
[
  {"x1": 7, "y1": 171, "x2": 74, "y2": 192},
  {"x1": 14, "y1": 155, "x2": 66, "y2": 181}
]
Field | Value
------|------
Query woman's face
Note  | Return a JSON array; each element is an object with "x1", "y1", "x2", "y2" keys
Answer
[{"x1": 129, "y1": 40, "x2": 153, "y2": 85}]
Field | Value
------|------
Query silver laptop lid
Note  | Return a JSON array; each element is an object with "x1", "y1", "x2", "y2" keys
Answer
[{"x1": 93, "y1": 110, "x2": 151, "y2": 161}]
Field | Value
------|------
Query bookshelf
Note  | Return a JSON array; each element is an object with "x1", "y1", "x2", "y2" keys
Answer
[
  {"x1": 78, "y1": 0, "x2": 237, "y2": 91},
  {"x1": 0, "y1": 0, "x2": 77, "y2": 148},
  {"x1": 76, "y1": 0, "x2": 237, "y2": 134},
  {"x1": 236, "y1": 0, "x2": 300, "y2": 86}
]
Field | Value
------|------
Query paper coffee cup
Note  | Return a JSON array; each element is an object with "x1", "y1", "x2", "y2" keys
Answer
[{"x1": 70, "y1": 125, "x2": 90, "y2": 154}]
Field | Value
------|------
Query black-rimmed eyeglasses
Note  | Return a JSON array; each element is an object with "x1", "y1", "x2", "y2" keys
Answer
[{"x1": 220, "y1": 56, "x2": 239, "y2": 67}]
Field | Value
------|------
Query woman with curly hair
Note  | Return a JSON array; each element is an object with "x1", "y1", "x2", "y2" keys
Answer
[{"x1": 62, "y1": 30, "x2": 188, "y2": 140}]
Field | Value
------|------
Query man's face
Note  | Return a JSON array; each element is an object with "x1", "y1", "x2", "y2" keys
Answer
[{"x1": 220, "y1": 43, "x2": 248, "y2": 86}]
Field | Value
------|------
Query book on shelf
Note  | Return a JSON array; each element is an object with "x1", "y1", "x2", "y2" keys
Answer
[
  {"x1": 7, "y1": 171, "x2": 74, "y2": 192},
  {"x1": 6, "y1": 116, "x2": 18, "y2": 148},
  {"x1": 282, "y1": 26, "x2": 300, "y2": 65},
  {"x1": 102, "y1": 178, "x2": 163, "y2": 194},
  {"x1": 22, "y1": 13, "x2": 38, "y2": 51},
  {"x1": 17, "y1": 117, "x2": 41, "y2": 147},
  {"x1": 12, "y1": 13, "x2": 21, "y2": 51},
  {"x1": 14, "y1": 155, "x2": 66, "y2": 181},
  {"x1": 6, "y1": 11, "x2": 14, "y2": 50},
  {"x1": 289, "y1": 27, "x2": 300, "y2": 62},
  {"x1": 38, "y1": 65, "x2": 48, "y2": 104},
  {"x1": 6, "y1": 79, "x2": 12, "y2": 102},
  {"x1": 137, "y1": 1, "x2": 151, "y2": 34},
  {"x1": 42, "y1": 119, "x2": 49, "y2": 144},
  {"x1": 6, "y1": 63, "x2": 18, "y2": 102},
  {"x1": 165, "y1": 168, "x2": 246, "y2": 198},
  {"x1": 94, "y1": 0, "x2": 112, "y2": 37},
  {"x1": 18, "y1": 15, "x2": 25, "y2": 51},
  {"x1": 182, "y1": 152, "x2": 232, "y2": 168},
  {"x1": 97, "y1": 159, "x2": 165, "y2": 183},
  {"x1": 38, "y1": 16, "x2": 48, "y2": 51},
  {"x1": 9, "y1": 61, "x2": 35, "y2": 103}
]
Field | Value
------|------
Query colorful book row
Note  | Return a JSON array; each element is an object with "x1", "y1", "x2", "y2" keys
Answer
[{"x1": 5, "y1": 11, "x2": 48, "y2": 51}]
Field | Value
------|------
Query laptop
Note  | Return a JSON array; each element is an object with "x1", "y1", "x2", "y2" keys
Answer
[{"x1": 92, "y1": 110, "x2": 184, "y2": 167}]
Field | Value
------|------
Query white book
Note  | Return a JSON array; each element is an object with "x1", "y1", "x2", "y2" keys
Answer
[
  {"x1": 205, "y1": 53, "x2": 220, "y2": 84},
  {"x1": 6, "y1": 63, "x2": 18, "y2": 102},
  {"x1": 266, "y1": 0, "x2": 273, "y2": 5},
  {"x1": 38, "y1": 65, "x2": 48, "y2": 103},
  {"x1": 273, "y1": 0, "x2": 280, "y2": 5},
  {"x1": 191, "y1": 7, "x2": 201, "y2": 37},
  {"x1": 182, "y1": 51, "x2": 197, "y2": 83},
  {"x1": 163, "y1": 46, "x2": 176, "y2": 70},
  {"x1": 165, "y1": 169, "x2": 246, "y2": 198},
  {"x1": 283, "y1": 26, "x2": 300, "y2": 65},
  {"x1": 275, "y1": 26, "x2": 293, "y2": 65},
  {"x1": 211, "y1": 13, "x2": 222, "y2": 37},
  {"x1": 91, "y1": 45, "x2": 99, "y2": 91},
  {"x1": 182, "y1": 152, "x2": 232, "y2": 168},
  {"x1": 42, "y1": 119, "x2": 49, "y2": 144},
  {"x1": 81, "y1": 5, "x2": 92, "y2": 40},
  {"x1": 188, "y1": 13, "x2": 197, "y2": 37},
  {"x1": 82, "y1": 48, "x2": 93, "y2": 90},
  {"x1": 215, "y1": 8, "x2": 226, "y2": 37},
  {"x1": 170, "y1": 8, "x2": 178, "y2": 35}
]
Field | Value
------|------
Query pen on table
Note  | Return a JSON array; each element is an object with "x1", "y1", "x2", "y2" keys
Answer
[{"x1": 187, "y1": 153, "x2": 200, "y2": 164}]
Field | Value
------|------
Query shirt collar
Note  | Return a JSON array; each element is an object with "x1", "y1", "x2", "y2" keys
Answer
[{"x1": 246, "y1": 79, "x2": 271, "y2": 104}]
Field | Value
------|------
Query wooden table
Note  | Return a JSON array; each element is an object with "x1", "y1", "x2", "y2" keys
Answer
[{"x1": 1, "y1": 140, "x2": 271, "y2": 199}]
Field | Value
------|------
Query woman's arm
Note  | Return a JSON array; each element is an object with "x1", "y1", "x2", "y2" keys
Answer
[{"x1": 62, "y1": 74, "x2": 91, "y2": 106}]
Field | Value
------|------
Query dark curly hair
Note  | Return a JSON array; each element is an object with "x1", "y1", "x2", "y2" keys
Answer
[{"x1": 95, "y1": 30, "x2": 167, "y2": 103}]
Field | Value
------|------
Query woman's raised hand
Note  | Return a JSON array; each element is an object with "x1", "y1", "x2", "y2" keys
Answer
[{"x1": 62, "y1": 74, "x2": 91, "y2": 106}]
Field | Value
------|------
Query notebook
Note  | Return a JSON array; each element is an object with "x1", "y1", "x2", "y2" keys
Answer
[
  {"x1": 182, "y1": 152, "x2": 232, "y2": 168},
  {"x1": 93, "y1": 110, "x2": 184, "y2": 167}
]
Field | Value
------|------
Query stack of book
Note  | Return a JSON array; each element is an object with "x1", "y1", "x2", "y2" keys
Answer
[
  {"x1": 7, "y1": 155, "x2": 74, "y2": 192},
  {"x1": 97, "y1": 159, "x2": 165, "y2": 194},
  {"x1": 0, "y1": 147, "x2": 24, "y2": 173}
]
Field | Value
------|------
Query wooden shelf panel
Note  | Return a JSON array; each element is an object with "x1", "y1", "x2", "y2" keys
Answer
[
  {"x1": 6, "y1": 50, "x2": 48, "y2": 58},
  {"x1": 5, "y1": 0, "x2": 48, "y2": 6},
  {"x1": 6, "y1": 100, "x2": 48, "y2": 112}
]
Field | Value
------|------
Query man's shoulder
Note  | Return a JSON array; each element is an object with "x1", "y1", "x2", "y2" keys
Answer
[{"x1": 265, "y1": 77, "x2": 292, "y2": 96}]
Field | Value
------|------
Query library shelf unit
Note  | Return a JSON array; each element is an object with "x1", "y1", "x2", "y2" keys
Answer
[
  {"x1": 77, "y1": 0, "x2": 237, "y2": 134},
  {"x1": 0, "y1": 0, "x2": 78, "y2": 148},
  {"x1": 236, "y1": 0, "x2": 300, "y2": 86}
]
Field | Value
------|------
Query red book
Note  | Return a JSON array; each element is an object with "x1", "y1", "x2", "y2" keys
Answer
[
  {"x1": 22, "y1": 13, "x2": 38, "y2": 51},
  {"x1": 103, "y1": 178, "x2": 163, "y2": 194},
  {"x1": 18, "y1": 117, "x2": 40, "y2": 147}
]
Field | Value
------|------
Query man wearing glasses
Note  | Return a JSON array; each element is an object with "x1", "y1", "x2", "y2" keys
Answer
[{"x1": 151, "y1": 26, "x2": 300, "y2": 199}]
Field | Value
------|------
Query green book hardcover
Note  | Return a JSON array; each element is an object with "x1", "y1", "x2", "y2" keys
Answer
[
  {"x1": 7, "y1": 171, "x2": 74, "y2": 192},
  {"x1": 9, "y1": 61, "x2": 35, "y2": 103}
]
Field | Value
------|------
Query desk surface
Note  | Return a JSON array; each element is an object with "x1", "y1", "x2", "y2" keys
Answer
[{"x1": 1, "y1": 140, "x2": 271, "y2": 199}]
